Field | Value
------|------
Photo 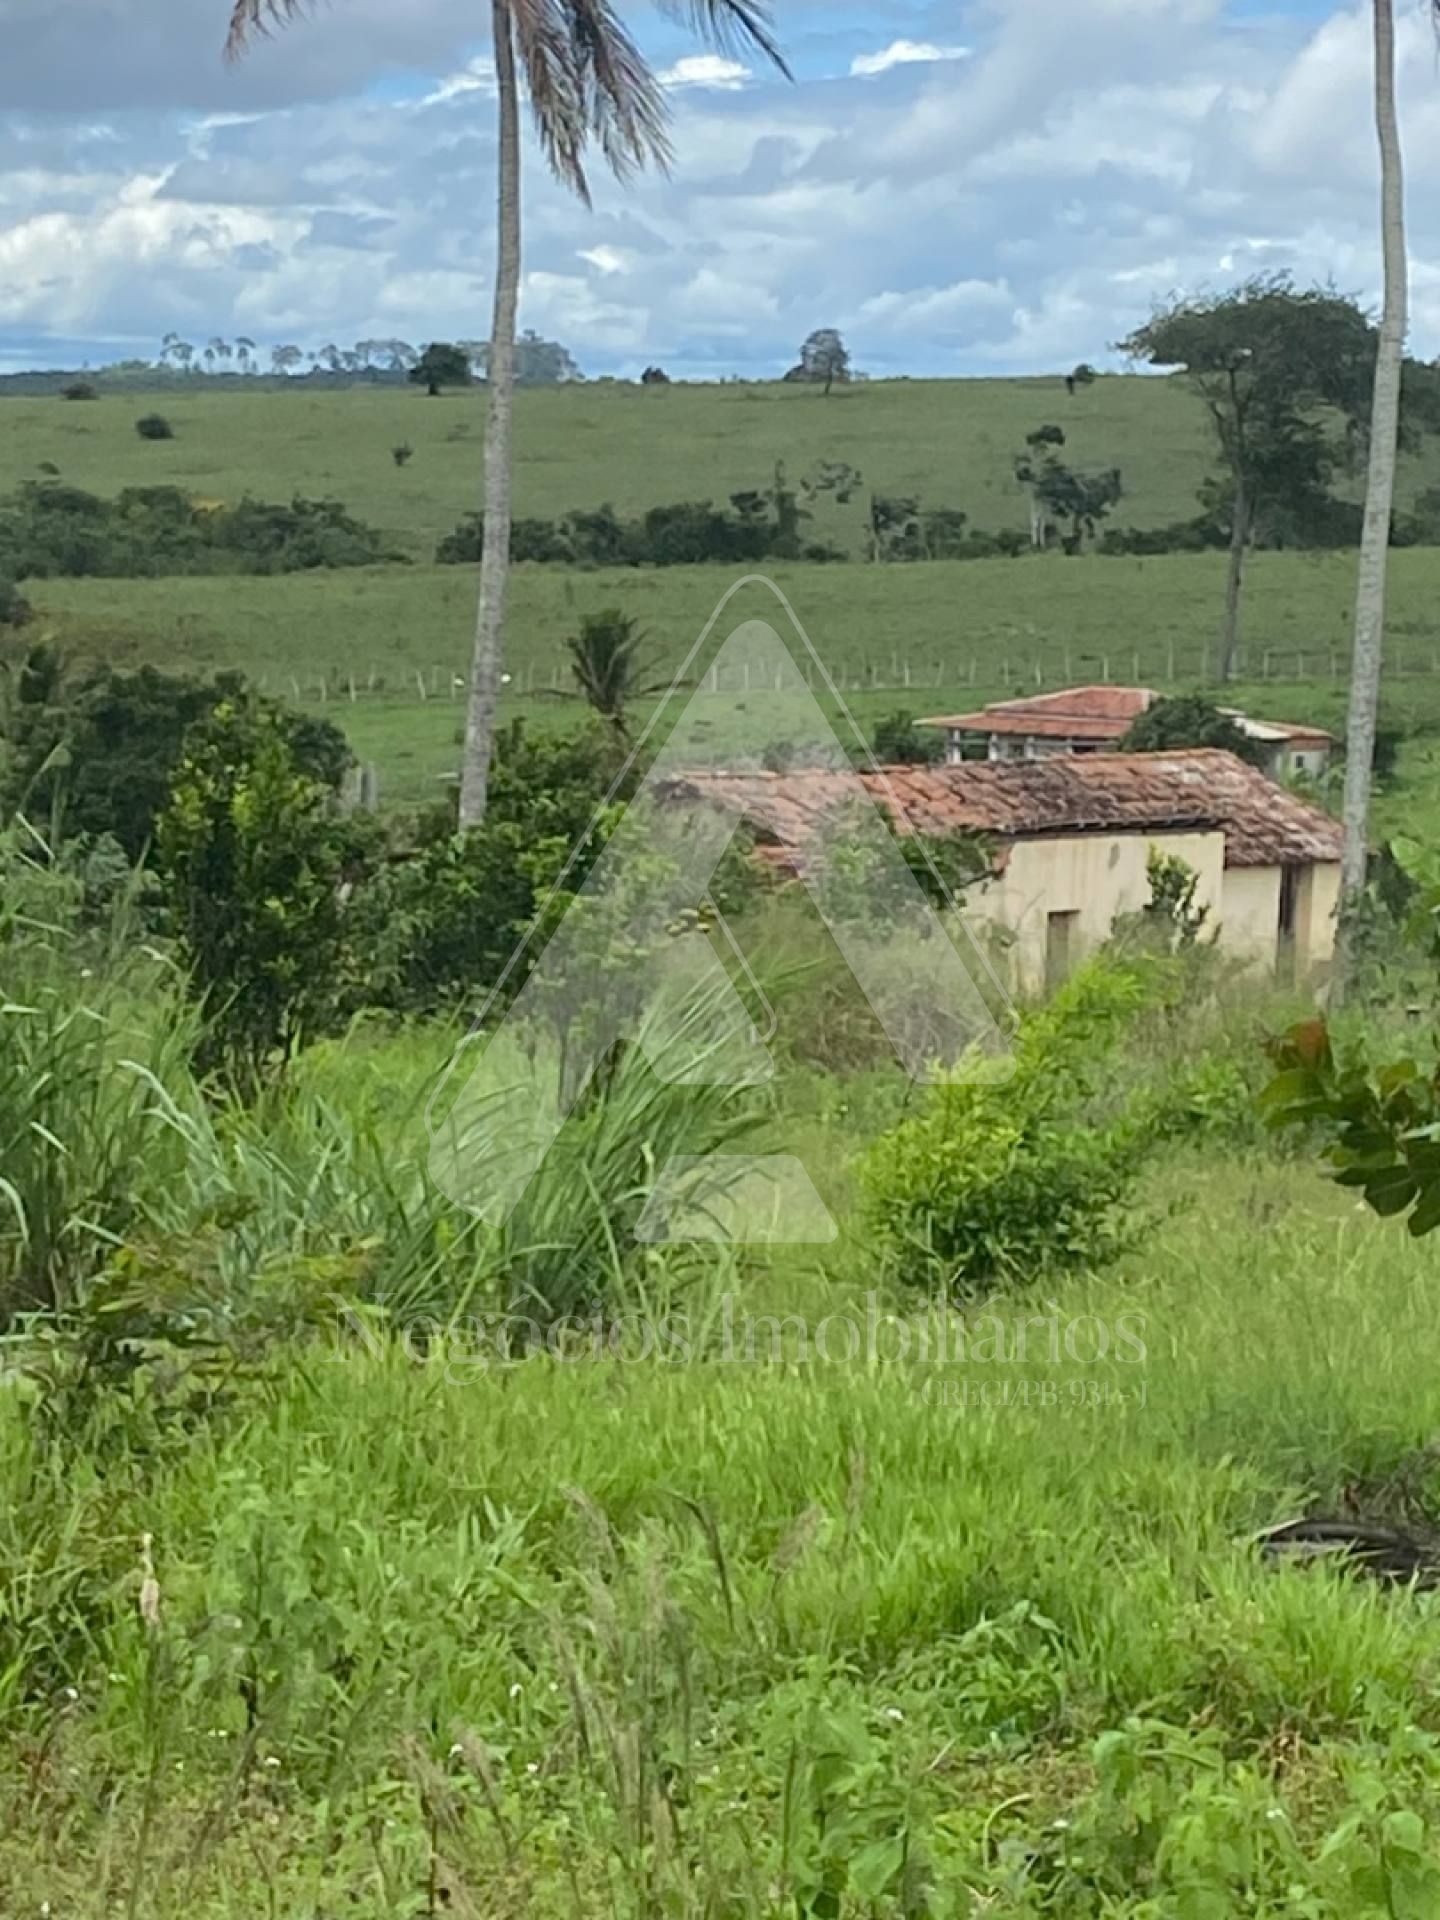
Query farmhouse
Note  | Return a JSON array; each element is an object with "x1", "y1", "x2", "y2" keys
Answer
[
  {"x1": 920, "y1": 686, "x2": 1334, "y2": 781},
  {"x1": 661, "y1": 749, "x2": 1343, "y2": 995}
]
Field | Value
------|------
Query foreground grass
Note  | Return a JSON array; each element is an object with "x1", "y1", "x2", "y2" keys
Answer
[{"x1": 8, "y1": 1150, "x2": 1440, "y2": 1915}]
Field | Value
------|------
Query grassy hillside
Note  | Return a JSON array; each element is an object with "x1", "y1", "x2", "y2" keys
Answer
[{"x1": 10, "y1": 374, "x2": 1440, "y2": 562}]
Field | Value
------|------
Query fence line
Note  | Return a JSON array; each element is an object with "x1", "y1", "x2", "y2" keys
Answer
[{"x1": 274, "y1": 644, "x2": 1440, "y2": 707}]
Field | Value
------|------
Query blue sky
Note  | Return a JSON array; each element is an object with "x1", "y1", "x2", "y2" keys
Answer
[{"x1": 2, "y1": 0, "x2": 1439, "y2": 379}]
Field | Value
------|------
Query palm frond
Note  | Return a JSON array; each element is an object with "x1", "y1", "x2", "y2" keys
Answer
[
  {"x1": 225, "y1": 0, "x2": 313, "y2": 61},
  {"x1": 511, "y1": 0, "x2": 670, "y2": 201},
  {"x1": 659, "y1": 0, "x2": 790, "y2": 79}
]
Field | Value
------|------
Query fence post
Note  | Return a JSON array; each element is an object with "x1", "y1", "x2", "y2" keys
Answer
[{"x1": 416, "y1": 671, "x2": 427, "y2": 700}]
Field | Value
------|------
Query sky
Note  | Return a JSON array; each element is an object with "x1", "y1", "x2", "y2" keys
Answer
[{"x1": 2, "y1": 0, "x2": 1439, "y2": 380}]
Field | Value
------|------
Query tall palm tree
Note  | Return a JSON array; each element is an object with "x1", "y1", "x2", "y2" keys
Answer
[
  {"x1": 1334, "y1": 0, "x2": 1426, "y2": 998},
  {"x1": 227, "y1": 0, "x2": 787, "y2": 828}
]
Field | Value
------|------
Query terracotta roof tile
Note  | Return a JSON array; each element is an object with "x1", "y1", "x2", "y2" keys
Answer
[
  {"x1": 658, "y1": 750, "x2": 1343, "y2": 871},
  {"x1": 920, "y1": 685, "x2": 1156, "y2": 736}
]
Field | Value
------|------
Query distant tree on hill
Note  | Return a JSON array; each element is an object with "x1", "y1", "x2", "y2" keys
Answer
[
  {"x1": 463, "y1": 332, "x2": 583, "y2": 385},
  {"x1": 271, "y1": 344, "x2": 304, "y2": 375},
  {"x1": 1117, "y1": 277, "x2": 1418, "y2": 680},
  {"x1": 1119, "y1": 694, "x2": 1266, "y2": 766},
  {"x1": 785, "y1": 328, "x2": 852, "y2": 395},
  {"x1": 1065, "y1": 362, "x2": 1097, "y2": 397},
  {"x1": 1036, "y1": 461, "x2": 1123, "y2": 555},
  {"x1": 235, "y1": 336, "x2": 256, "y2": 374},
  {"x1": 1014, "y1": 425, "x2": 1066, "y2": 548},
  {"x1": 60, "y1": 381, "x2": 98, "y2": 402},
  {"x1": 411, "y1": 343, "x2": 472, "y2": 397},
  {"x1": 641, "y1": 365, "x2": 670, "y2": 385}
]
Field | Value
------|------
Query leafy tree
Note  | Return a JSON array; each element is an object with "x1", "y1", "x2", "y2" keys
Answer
[
  {"x1": 564, "y1": 610, "x2": 667, "y2": 736},
  {"x1": 157, "y1": 703, "x2": 354, "y2": 1085},
  {"x1": 1014, "y1": 425, "x2": 1066, "y2": 548},
  {"x1": 410, "y1": 342, "x2": 472, "y2": 397},
  {"x1": 0, "y1": 651, "x2": 351, "y2": 859},
  {"x1": 1065, "y1": 362, "x2": 1097, "y2": 397},
  {"x1": 871, "y1": 710, "x2": 943, "y2": 764},
  {"x1": 787, "y1": 328, "x2": 851, "y2": 395},
  {"x1": 1118, "y1": 694, "x2": 1265, "y2": 766},
  {"x1": 641, "y1": 364, "x2": 670, "y2": 385},
  {"x1": 60, "y1": 382, "x2": 97, "y2": 402},
  {"x1": 1035, "y1": 461, "x2": 1123, "y2": 555},
  {"x1": 1119, "y1": 278, "x2": 1391, "y2": 680},
  {"x1": 270, "y1": 344, "x2": 304, "y2": 375}
]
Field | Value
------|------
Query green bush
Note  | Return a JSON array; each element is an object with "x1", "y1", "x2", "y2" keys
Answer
[
  {"x1": 156, "y1": 704, "x2": 357, "y2": 1084},
  {"x1": 0, "y1": 574, "x2": 30, "y2": 626},
  {"x1": 861, "y1": 956, "x2": 1159, "y2": 1293},
  {"x1": 0, "y1": 482, "x2": 403, "y2": 579},
  {"x1": 134, "y1": 413, "x2": 174, "y2": 441},
  {"x1": 871, "y1": 710, "x2": 944, "y2": 764},
  {"x1": 0, "y1": 649, "x2": 351, "y2": 859}
]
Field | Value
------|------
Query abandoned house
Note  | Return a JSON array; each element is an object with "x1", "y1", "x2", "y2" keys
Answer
[
  {"x1": 661, "y1": 748, "x2": 1344, "y2": 995},
  {"x1": 919, "y1": 686, "x2": 1335, "y2": 782}
]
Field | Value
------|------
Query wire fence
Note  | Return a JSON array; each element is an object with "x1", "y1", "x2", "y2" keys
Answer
[{"x1": 264, "y1": 639, "x2": 1440, "y2": 709}]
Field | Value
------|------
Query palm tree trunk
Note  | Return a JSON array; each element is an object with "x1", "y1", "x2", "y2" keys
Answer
[
  {"x1": 1218, "y1": 477, "x2": 1248, "y2": 682},
  {"x1": 458, "y1": 0, "x2": 521, "y2": 828},
  {"x1": 1334, "y1": 0, "x2": 1407, "y2": 999}
]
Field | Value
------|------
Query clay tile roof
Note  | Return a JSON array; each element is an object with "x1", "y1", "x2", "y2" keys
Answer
[
  {"x1": 658, "y1": 750, "x2": 1343, "y2": 871},
  {"x1": 919, "y1": 685, "x2": 1157, "y2": 738}
]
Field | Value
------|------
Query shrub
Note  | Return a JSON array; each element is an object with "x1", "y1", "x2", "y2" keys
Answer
[
  {"x1": 135, "y1": 413, "x2": 175, "y2": 441},
  {"x1": 0, "y1": 575, "x2": 31, "y2": 626},
  {"x1": 391, "y1": 442, "x2": 414, "y2": 468},
  {"x1": 0, "y1": 482, "x2": 403, "y2": 580},
  {"x1": 157, "y1": 704, "x2": 355, "y2": 1084},
  {"x1": 871, "y1": 710, "x2": 944, "y2": 765},
  {"x1": 861, "y1": 956, "x2": 1159, "y2": 1294},
  {"x1": 0, "y1": 650, "x2": 351, "y2": 859},
  {"x1": 60, "y1": 381, "x2": 97, "y2": 401},
  {"x1": 1119, "y1": 694, "x2": 1267, "y2": 766}
]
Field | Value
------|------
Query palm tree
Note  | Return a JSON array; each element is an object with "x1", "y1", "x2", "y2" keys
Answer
[
  {"x1": 1334, "y1": 0, "x2": 1429, "y2": 998},
  {"x1": 227, "y1": 0, "x2": 787, "y2": 828},
  {"x1": 564, "y1": 608, "x2": 668, "y2": 736}
]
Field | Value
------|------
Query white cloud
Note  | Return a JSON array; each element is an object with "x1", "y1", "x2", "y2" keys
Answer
[
  {"x1": 579, "y1": 244, "x2": 628, "y2": 275},
  {"x1": 6, "y1": 0, "x2": 1440, "y2": 378},
  {"x1": 849, "y1": 40, "x2": 970, "y2": 79},
  {"x1": 421, "y1": 57, "x2": 496, "y2": 106},
  {"x1": 656, "y1": 55, "x2": 750, "y2": 91}
]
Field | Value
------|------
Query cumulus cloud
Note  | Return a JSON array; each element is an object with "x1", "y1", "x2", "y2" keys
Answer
[
  {"x1": 3, "y1": 0, "x2": 1440, "y2": 377},
  {"x1": 849, "y1": 40, "x2": 970, "y2": 78},
  {"x1": 656, "y1": 55, "x2": 752, "y2": 91}
]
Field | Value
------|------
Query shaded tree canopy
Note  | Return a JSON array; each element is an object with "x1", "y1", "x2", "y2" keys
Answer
[
  {"x1": 410, "y1": 342, "x2": 473, "y2": 397},
  {"x1": 785, "y1": 328, "x2": 852, "y2": 392},
  {"x1": 1119, "y1": 694, "x2": 1266, "y2": 767}
]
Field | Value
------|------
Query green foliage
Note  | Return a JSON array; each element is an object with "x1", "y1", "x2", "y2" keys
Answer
[
  {"x1": 409, "y1": 341, "x2": 472, "y2": 396},
  {"x1": 0, "y1": 482, "x2": 403, "y2": 579},
  {"x1": 435, "y1": 478, "x2": 842, "y2": 568},
  {"x1": 564, "y1": 608, "x2": 665, "y2": 735},
  {"x1": 0, "y1": 648, "x2": 351, "y2": 859},
  {"x1": 0, "y1": 893, "x2": 200, "y2": 1320},
  {"x1": 355, "y1": 719, "x2": 629, "y2": 1013},
  {"x1": 59, "y1": 380, "x2": 97, "y2": 401},
  {"x1": 1262, "y1": 997, "x2": 1440, "y2": 1238},
  {"x1": 1143, "y1": 847, "x2": 1211, "y2": 947},
  {"x1": 134, "y1": 413, "x2": 174, "y2": 441},
  {"x1": 871, "y1": 710, "x2": 944, "y2": 764},
  {"x1": 156, "y1": 704, "x2": 356, "y2": 1082},
  {"x1": 861, "y1": 956, "x2": 1160, "y2": 1292},
  {"x1": 1119, "y1": 693, "x2": 1267, "y2": 765},
  {"x1": 0, "y1": 574, "x2": 31, "y2": 626}
]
